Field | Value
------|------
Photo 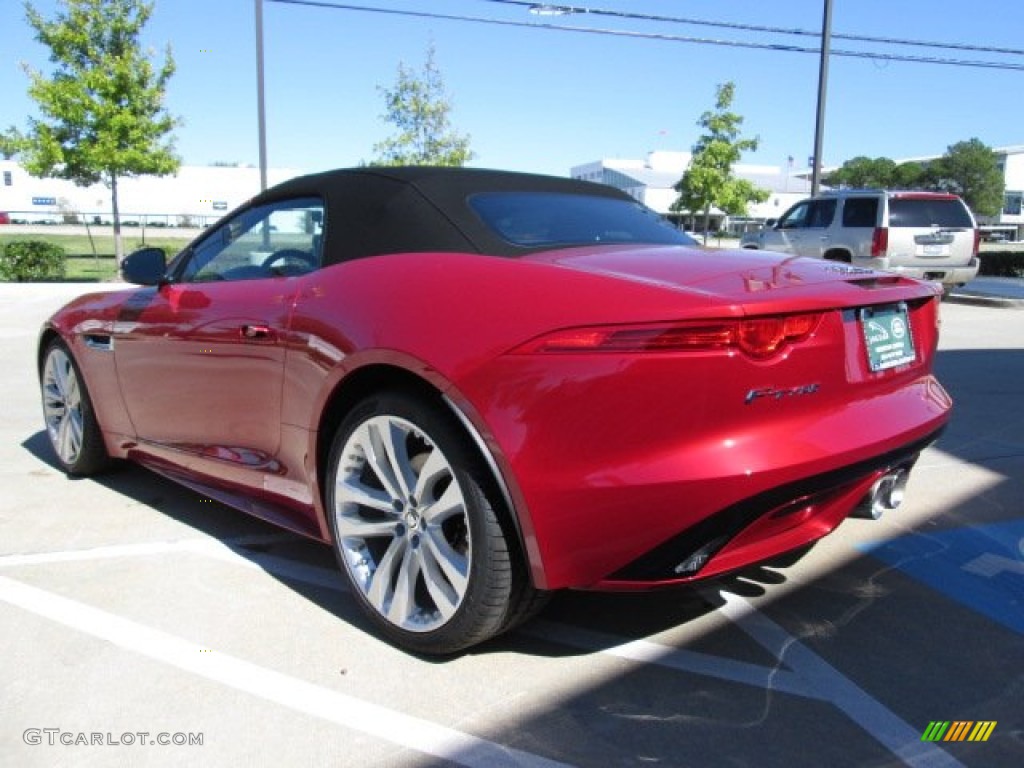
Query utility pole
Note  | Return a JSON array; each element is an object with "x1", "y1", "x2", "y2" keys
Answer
[
  {"x1": 811, "y1": 0, "x2": 833, "y2": 196},
  {"x1": 255, "y1": 0, "x2": 268, "y2": 192}
]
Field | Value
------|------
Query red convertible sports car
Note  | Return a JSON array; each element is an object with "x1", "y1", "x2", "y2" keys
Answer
[{"x1": 39, "y1": 167, "x2": 951, "y2": 654}]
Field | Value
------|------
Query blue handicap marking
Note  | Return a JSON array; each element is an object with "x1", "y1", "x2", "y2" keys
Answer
[{"x1": 860, "y1": 519, "x2": 1024, "y2": 635}]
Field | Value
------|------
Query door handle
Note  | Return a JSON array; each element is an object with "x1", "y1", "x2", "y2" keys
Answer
[{"x1": 240, "y1": 324, "x2": 274, "y2": 341}]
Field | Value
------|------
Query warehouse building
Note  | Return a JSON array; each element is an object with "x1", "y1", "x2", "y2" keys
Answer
[{"x1": 573, "y1": 146, "x2": 1024, "y2": 241}]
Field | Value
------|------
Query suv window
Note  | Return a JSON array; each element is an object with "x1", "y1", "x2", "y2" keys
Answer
[
  {"x1": 888, "y1": 198, "x2": 973, "y2": 228},
  {"x1": 777, "y1": 201, "x2": 810, "y2": 229},
  {"x1": 778, "y1": 199, "x2": 835, "y2": 229},
  {"x1": 842, "y1": 198, "x2": 878, "y2": 228},
  {"x1": 809, "y1": 199, "x2": 837, "y2": 228}
]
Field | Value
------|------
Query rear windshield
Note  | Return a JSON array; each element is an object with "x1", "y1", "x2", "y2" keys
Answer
[
  {"x1": 469, "y1": 192, "x2": 696, "y2": 249},
  {"x1": 888, "y1": 198, "x2": 973, "y2": 228}
]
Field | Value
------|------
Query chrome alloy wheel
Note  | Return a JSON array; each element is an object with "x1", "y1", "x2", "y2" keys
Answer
[
  {"x1": 334, "y1": 414, "x2": 471, "y2": 633},
  {"x1": 42, "y1": 347, "x2": 84, "y2": 467}
]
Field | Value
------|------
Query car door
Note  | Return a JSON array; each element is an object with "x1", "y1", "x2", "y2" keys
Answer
[
  {"x1": 801, "y1": 199, "x2": 838, "y2": 258},
  {"x1": 762, "y1": 199, "x2": 837, "y2": 258},
  {"x1": 112, "y1": 196, "x2": 324, "y2": 490},
  {"x1": 839, "y1": 196, "x2": 879, "y2": 262},
  {"x1": 761, "y1": 200, "x2": 813, "y2": 255}
]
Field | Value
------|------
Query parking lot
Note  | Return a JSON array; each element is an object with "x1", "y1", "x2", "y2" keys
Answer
[{"x1": 1, "y1": 283, "x2": 1022, "y2": 767}]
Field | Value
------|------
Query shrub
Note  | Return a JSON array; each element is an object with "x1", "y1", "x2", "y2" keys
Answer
[
  {"x1": 978, "y1": 251, "x2": 1024, "y2": 278},
  {"x1": 0, "y1": 240, "x2": 67, "y2": 282}
]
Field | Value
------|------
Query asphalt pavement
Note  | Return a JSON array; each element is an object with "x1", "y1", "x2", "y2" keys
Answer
[{"x1": 1, "y1": 283, "x2": 1022, "y2": 768}]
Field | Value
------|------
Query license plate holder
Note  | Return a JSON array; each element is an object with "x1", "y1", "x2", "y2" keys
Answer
[{"x1": 861, "y1": 303, "x2": 916, "y2": 372}]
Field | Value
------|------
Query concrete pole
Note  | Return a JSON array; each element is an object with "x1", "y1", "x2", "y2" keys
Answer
[
  {"x1": 255, "y1": 0, "x2": 268, "y2": 192},
  {"x1": 811, "y1": 0, "x2": 833, "y2": 196}
]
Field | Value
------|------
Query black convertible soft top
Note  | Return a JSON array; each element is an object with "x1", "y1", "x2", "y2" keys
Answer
[{"x1": 254, "y1": 167, "x2": 646, "y2": 265}]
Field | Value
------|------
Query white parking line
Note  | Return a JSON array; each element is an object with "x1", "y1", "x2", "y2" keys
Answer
[
  {"x1": 0, "y1": 575, "x2": 573, "y2": 768},
  {"x1": 0, "y1": 533, "x2": 297, "y2": 568},
  {"x1": 0, "y1": 535, "x2": 347, "y2": 591},
  {"x1": 0, "y1": 540, "x2": 965, "y2": 767},
  {"x1": 715, "y1": 591, "x2": 964, "y2": 768},
  {"x1": 523, "y1": 620, "x2": 823, "y2": 700}
]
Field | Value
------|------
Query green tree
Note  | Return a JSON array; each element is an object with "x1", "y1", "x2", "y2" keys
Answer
[
  {"x1": 370, "y1": 44, "x2": 473, "y2": 167},
  {"x1": 923, "y1": 138, "x2": 1005, "y2": 217},
  {"x1": 825, "y1": 156, "x2": 897, "y2": 189},
  {"x1": 17, "y1": 0, "x2": 180, "y2": 262},
  {"x1": 671, "y1": 82, "x2": 768, "y2": 244},
  {"x1": 892, "y1": 161, "x2": 925, "y2": 189},
  {"x1": 0, "y1": 128, "x2": 23, "y2": 160},
  {"x1": 824, "y1": 156, "x2": 928, "y2": 190}
]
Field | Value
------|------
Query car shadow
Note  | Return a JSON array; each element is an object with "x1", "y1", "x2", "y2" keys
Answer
[
  {"x1": 21, "y1": 342, "x2": 1024, "y2": 593},
  {"x1": 21, "y1": 428, "x2": 739, "y2": 657},
  {"x1": 17, "y1": 347, "x2": 1024, "y2": 658},
  {"x1": 20, "y1": 422, "x2": 814, "y2": 662},
  {"x1": 16, "y1": 343, "x2": 1024, "y2": 765}
]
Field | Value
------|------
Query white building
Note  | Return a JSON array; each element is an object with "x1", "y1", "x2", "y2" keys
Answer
[
  {"x1": 571, "y1": 151, "x2": 814, "y2": 235},
  {"x1": 992, "y1": 146, "x2": 1024, "y2": 240},
  {"x1": 576, "y1": 146, "x2": 1024, "y2": 241},
  {"x1": 0, "y1": 160, "x2": 300, "y2": 228},
  {"x1": 4, "y1": 144, "x2": 1020, "y2": 239}
]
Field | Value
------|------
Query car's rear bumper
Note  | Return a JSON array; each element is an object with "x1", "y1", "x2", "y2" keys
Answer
[
  {"x1": 593, "y1": 425, "x2": 943, "y2": 589},
  {"x1": 863, "y1": 257, "x2": 979, "y2": 286},
  {"x1": 466, "y1": 356, "x2": 951, "y2": 590}
]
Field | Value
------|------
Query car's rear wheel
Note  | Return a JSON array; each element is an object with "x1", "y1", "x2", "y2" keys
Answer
[
  {"x1": 326, "y1": 391, "x2": 531, "y2": 655},
  {"x1": 40, "y1": 339, "x2": 111, "y2": 476}
]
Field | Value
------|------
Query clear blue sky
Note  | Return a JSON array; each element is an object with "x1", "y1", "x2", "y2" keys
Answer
[{"x1": 3, "y1": 0, "x2": 1023, "y2": 177}]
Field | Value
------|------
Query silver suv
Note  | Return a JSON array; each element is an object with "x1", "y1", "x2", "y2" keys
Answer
[{"x1": 740, "y1": 190, "x2": 979, "y2": 292}]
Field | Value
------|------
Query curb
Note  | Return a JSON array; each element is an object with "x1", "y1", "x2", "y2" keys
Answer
[{"x1": 946, "y1": 293, "x2": 1024, "y2": 309}]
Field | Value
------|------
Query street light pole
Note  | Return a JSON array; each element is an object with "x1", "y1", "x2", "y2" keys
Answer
[
  {"x1": 255, "y1": 0, "x2": 268, "y2": 192},
  {"x1": 811, "y1": 0, "x2": 833, "y2": 196}
]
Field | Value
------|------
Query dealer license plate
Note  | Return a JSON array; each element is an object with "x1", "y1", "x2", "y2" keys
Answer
[{"x1": 860, "y1": 303, "x2": 916, "y2": 372}]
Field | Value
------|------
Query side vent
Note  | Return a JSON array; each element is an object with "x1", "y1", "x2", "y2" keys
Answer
[{"x1": 83, "y1": 335, "x2": 114, "y2": 352}]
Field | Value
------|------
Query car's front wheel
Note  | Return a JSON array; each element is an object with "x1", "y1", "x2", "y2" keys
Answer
[
  {"x1": 326, "y1": 391, "x2": 530, "y2": 655},
  {"x1": 40, "y1": 339, "x2": 111, "y2": 476}
]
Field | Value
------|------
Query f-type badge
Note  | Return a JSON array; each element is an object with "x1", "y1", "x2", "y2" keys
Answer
[{"x1": 745, "y1": 383, "x2": 821, "y2": 405}]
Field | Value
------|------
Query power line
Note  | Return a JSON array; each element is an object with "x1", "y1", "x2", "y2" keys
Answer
[
  {"x1": 267, "y1": 0, "x2": 1024, "y2": 71},
  {"x1": 479, "y1": 0, "x2": 1024, "y2": 58}
]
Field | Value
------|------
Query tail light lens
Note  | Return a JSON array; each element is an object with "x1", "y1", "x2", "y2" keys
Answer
[
  {"x1": 871, "y1": 227, "x2": 888, "y2": 257},
  {"x1": 737, "y1": 314, "x2": 820, "y2": 359},
  {"x1": 515, "y1": 313, "x2": 822, "y2": 360},
  {"x1": 972, "y1": 228, "x2": 981, "y2": 257}
]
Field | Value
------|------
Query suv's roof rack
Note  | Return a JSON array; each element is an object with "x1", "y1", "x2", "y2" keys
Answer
[{"x1": 818, "y1": 188, "x2": 957, "y2": 199}]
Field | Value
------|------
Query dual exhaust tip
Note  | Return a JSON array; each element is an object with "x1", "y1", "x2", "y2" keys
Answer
[{"x1": 854, "y1": 467, "x2": 911, "y2": 520}]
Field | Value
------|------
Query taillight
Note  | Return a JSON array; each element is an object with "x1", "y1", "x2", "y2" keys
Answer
[
  {"x1": 514, "y1": 313, "x2": 822, "y2": 360},
  {"x1": 972, "y1": 228, "x2": 981, "y2": 257},
  {"x1": 871, "y1": 227, "x2": 888, "y2": 257},
  {"x1": 737, "y1": 314, "x2": 820, "y2": 359}
]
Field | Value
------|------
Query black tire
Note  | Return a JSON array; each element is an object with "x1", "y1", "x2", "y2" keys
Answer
[
  {"x1": 40, "y1": 339, "x2": 112, "y2": 476},
  {"x1": 326, "y1": 390, "x2": 533, "y2": 655},
  {"x1": 498, "y1": 581, "x2": 551, "y2": 634},
  {"x1": 824, "y1": 251, "x2": 852, "y2": 263}
]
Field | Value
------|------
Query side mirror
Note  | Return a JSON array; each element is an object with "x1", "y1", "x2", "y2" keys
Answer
[
  {"x1": 764, "y1": 218, "x2": 777, "y2": 229},
  {"x1": 121, "y1": 247, "x2": 168, "y2": 285}
]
